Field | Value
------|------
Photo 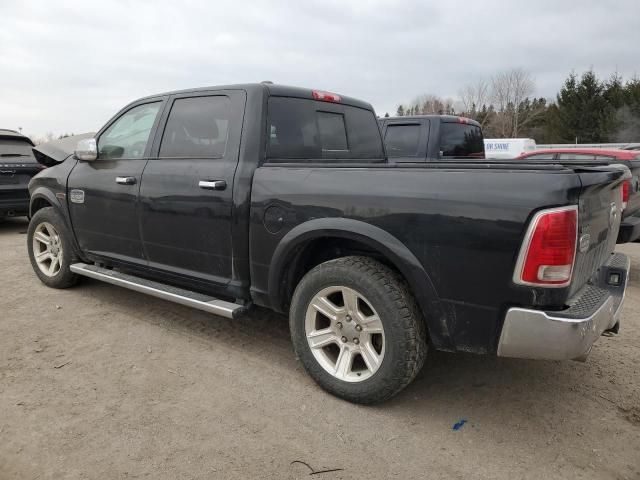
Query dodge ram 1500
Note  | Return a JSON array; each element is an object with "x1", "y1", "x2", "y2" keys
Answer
[{"x1": 28, "y1": 84, "x2": 631, "y2": 403}]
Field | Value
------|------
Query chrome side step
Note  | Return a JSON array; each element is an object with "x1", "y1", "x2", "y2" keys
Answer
[{"x1": 70, "y1": 263, "x2": 247, "y2": 319}]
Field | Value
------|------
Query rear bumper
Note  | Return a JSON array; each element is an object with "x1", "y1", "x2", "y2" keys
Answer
[
  {"x1": 0, "y1": 199, "x2": 29, "y2": 216},
  {"x1": 497, "y1": 252, "x2": 629, "y2": 361},
  {"x1": 617, "y1": 215, "x2": 640, "y2": 243}
]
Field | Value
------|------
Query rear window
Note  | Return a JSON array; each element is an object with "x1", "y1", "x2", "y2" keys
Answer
[
  {"x1": 439, "y1": 123, "x2": 484, "y2": 159},
  {"x1": 0, "y1": 138, "x2": 33, "y2": 158},
  {"x1": 384, "y1": 124, "x2": 421, "y2": 157},
  {"x1": 267, "y1": 97, "x2": 384, "y2": 161}
]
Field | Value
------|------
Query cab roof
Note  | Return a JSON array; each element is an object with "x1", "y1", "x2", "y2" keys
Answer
[
  {"x1": 381, "y1": 115, "x2": 481, "y2": 127},
  {"x1": 135, "y1": 83, "x2": 374, "y2": 111}
]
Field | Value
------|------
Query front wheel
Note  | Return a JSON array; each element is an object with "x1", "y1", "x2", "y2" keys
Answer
[
  {"x1": 27, "y1": 207, "x2": 79, "y2": 289},
  {"x1": 289, "y1": 256, "x2": 427, "y2": 404}
]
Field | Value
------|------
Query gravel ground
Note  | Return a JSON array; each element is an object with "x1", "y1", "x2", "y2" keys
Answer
[{"x1": 1, "y1": 217, "x2": 639, "y2": 480}]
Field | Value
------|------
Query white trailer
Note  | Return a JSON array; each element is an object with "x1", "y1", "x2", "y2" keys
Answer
[{"x1": 484, "y1": 138, "x2": 536, "y2": 159}]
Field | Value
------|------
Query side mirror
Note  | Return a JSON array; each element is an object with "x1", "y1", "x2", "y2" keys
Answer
[{"x1": 75, "y1": 138, "x2": 97, "y2": 161}]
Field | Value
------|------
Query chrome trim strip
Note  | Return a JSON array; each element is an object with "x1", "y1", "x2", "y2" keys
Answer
[{"x1": 70, "y1": 263, "x2": 241, "y2": 319}]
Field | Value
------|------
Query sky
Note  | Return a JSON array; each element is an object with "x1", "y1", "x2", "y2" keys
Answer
[{"x1": 1, "y1": 0, "x2": 639, "y2": 138}]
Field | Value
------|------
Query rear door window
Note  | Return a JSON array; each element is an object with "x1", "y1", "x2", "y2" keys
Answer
[
  {"x1": 267, "y1": 97, "x2": 384, "y2": 161},
  {"x1": 384, "y1": 124, "x2": 421, "y2": 157},
  {"x1": 159, "y1": 96, "x2": 231, "y2": 158},
  {"x1": 439, "y1": 122, "x2": 484, "y2": 159}
]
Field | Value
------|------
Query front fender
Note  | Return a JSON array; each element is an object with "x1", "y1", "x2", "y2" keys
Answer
[{"x1": 268, "y1": 217, "x2": 454, "y2": 350}]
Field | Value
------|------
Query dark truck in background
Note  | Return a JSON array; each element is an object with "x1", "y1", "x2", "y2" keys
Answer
[
  {"x1": 0, "y1": 129, "x2": 41, "y2": 218},
  {"x1": 28, "y1": 84, "x2": 630, "y2": 403},
  {"x1": 378, "y1": 115, "x2": 485, "y2": 161},
  {"x1": 379, "y1": 115, "x2": 640, "y2": 243}
]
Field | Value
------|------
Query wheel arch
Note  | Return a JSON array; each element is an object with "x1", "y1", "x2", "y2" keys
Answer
[
  {"x1": 268, "y1": 218, "x2": 453, "y2": 350},
  {"x1": 29, "y1": 187, "x2": 84, "y2": 260},
  {"x1": 29, "y1": 188, "x2": 60, "y2": 218}
]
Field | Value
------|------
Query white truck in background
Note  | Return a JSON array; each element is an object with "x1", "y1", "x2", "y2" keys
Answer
[{"x1": 484, "y1": 138, "x2": 536, "y2": 159}]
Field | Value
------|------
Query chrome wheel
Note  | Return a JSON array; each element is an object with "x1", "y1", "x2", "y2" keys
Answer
[
  {"x1": 305, "y1": 286, "x2": 385, "y2": 382},
  {"x1": 32, "y1": 222, "x2": 63, "y2": 277}
]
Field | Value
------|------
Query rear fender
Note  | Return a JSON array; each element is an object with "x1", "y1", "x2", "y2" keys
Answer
[{"x1": 269, "y1": 217, "x2": 454, "y2": 350}]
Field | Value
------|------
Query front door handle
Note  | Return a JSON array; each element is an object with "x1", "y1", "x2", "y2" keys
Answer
[
  {"x1": 116, "y1": 176, "x2": 137, "y2": 185},
  {"x1": 199, "y1": 180, "x2": 227, "y2": 191}
]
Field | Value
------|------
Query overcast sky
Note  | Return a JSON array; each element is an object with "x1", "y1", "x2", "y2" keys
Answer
[{"x1": 1, "y1": 0, "x2": 639, "y2": 138}]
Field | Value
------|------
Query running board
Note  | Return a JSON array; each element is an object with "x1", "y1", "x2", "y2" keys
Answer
[{"x1": 70, "y1": 263, "x2": 247, "y2": 319}]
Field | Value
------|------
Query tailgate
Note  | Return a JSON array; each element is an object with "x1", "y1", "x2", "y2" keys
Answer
[{"x1": 569, "y1": 165, "x2": 628, "y2": 296}]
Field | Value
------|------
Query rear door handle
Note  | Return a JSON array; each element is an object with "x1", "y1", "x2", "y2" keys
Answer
[
  {"x1": 116, "y1": 176, "x2": 136, "y2": 185},
  {"x1": 199, "y1": 180, "x2": 227, "y2": 191}
]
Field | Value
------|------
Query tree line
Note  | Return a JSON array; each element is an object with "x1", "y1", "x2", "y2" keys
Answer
[{"x1": 390, "y1": 69, "x2": 640, "y2": 143}]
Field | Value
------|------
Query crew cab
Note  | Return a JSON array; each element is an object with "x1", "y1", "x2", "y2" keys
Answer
[
  {"x1": 0, "y1": 129, "x2": 41, "y2": 218},
  {"x1": 517, "y1": 148, "x2": 640, "y2": 243},
  {"x1": 27, "y1": 84, "x2": 631, "y2": 403}
]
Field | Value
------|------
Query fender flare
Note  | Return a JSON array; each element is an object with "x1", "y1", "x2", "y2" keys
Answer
[
  {"x1": 29, "y1": 187, "x2": 64, "y2": 218},
  {"x1": 268, "y1": 217, "x2": 453, "y2": 349},
  {"x1": 29, "y1": 187, "x2": 84, "y2": 258}
]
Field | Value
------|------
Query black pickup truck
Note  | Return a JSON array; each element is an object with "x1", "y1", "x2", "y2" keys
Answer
[
  {"x1": 379, "y1": 115, "x2": 640, "y2": 243},
  {"x1": 0, "y1": 129, "x2": 41, "y2": 218},
  {"x1": 28, "y1": 84, "x2": 630, "y2": 403}
]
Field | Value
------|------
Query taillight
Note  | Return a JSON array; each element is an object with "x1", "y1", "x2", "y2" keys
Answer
[
  {"x1": 621, "y1": 179, "x2": 630, "y2": 210},
  {"x1": 513, "y1": 206, "x2": 578, "y2": 287},
  {"x1": 312, "y1": 90, "x2": 341, "y2": 103}
]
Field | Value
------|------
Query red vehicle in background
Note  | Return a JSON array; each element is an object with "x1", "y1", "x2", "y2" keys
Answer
[{"x1": 517, "y1": 148, "x2": 640, "y2": 243}]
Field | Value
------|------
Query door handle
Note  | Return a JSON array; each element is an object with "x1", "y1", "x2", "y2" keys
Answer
[
  {"x1": 116, "y1": 176, "x2": 137, "y2": 185},
  {"x1": 199, "y1": 180, "x2": 227, "y2": 191}
]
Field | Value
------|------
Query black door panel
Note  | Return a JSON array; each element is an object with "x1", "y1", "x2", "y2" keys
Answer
[
  {"x1": 67, "y1": 100, "x2": 164, "y2": 265},
  {"x1": 139, "y1": 90, "x2": 246, "y2": 285},
  {"x1": 68, "y1": 159, "x2": 147, "y2": 263}
]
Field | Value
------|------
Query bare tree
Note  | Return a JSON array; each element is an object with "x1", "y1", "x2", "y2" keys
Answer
[
  {"x1": 490, "y1": 68, "x2": 535, "y2": 137},
  {"x1": 459, "y1": 78, "x2": 490, "y2": 123}
]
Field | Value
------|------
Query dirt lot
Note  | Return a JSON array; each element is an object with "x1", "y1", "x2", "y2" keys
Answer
[{"x1": 1, "y1": 217, "x2": 639, "y2": 480}]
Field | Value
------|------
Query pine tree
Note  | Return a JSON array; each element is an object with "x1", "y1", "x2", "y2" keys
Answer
[
  {"x1": 396, "y1": 105, "x2": 405, "y2": 117},
  {"x1": 546, "y1": 71, "x2": 613, "y2": 143}
]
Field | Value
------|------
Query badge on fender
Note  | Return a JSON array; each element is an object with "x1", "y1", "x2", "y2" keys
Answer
[{"x1": 70, "y1": 189, "x2": 85, "y2": 204}]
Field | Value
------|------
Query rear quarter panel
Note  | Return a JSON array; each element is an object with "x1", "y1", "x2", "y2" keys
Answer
[{"x1": 250, "y1": 164, "x2": 583, "y2": 353}]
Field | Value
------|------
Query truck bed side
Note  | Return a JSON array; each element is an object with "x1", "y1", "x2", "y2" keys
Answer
[{"x1": 249, "y1": 162, "x2": 626, "y2": 354}]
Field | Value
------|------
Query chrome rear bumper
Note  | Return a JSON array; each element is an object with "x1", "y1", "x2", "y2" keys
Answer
[{"x1": 497, "y1": 253, "x2": 629, "y2": 361}]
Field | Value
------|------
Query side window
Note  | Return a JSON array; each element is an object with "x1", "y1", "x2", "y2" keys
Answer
[
  {"x1": 384, "y1": 124, "x2": 421, "y2": 157},
  {"x1": 558, "y1": 153, "x2": 595, "y2": 160},
  {"x1": 98, "y1": 102, "x2": 161, "y2": 159},
  {"x1": 159, "y1": 96, "x2": 231, "y2": 158},
  {"x1": 594, "y1": 155, "x2": 616, "y2": 161}
]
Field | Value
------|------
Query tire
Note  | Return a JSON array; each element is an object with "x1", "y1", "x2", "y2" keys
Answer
[
  {"x1": 27, "y1": 207, "x2": 79, "y2": 289},
  {"x1": 289, "y1": 256, "x2": 427, "y2": 404}
]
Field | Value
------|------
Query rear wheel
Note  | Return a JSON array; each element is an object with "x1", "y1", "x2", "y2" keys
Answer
[
  {"x1": 27, "y1": 207, "x2": 78, "y2": 288},
  {"x1": 290, "y1": 256, "x2": 427, "y2": 404}
]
